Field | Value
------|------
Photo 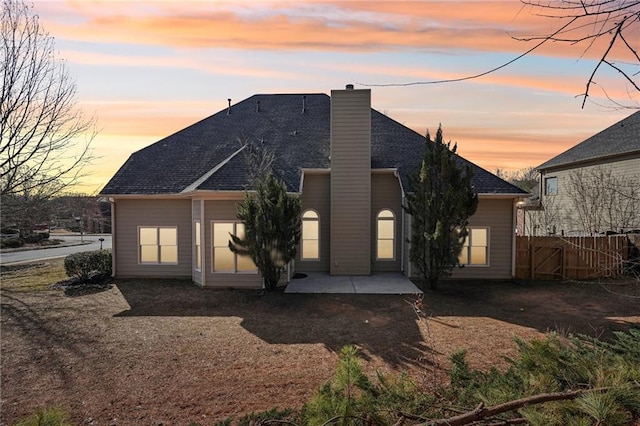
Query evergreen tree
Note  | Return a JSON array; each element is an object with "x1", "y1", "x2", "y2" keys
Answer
[
  {"x1": 229, "y1": 173, "x2": 301, "y2": 291},
  {"x1": 405, "y1": 126, "x2": 478, "y2": 290}
]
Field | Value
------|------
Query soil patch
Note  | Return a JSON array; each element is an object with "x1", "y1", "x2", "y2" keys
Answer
[{"x1": 1, "y1": 268, "x2": 638, "y2": 425}]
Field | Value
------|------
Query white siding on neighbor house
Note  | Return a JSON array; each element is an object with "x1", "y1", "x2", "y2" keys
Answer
[
  {"x1": 113, "y1": 198, "x2": 192, "y2": 278},
  {"x1": 297, "y1": 172, "x2": 331, "y2": 272},
  {"x1": 536, "y1": 156, "x2": 640, "y2": 235},
  {"x1": 203, "y1": 199, "x2": 263, "y2": 289},
  {"x1": 370, "y1": 172, "x2": 403, "y2": 272},
  {"x1": 330, "y1": 88, "x2": 371, "y2": 275},
  {"x1": 451, "y1": 198, "x2": 515, "y2": 280}
]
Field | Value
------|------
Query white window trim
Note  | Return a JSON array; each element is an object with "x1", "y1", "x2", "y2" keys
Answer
[
  {"x1": 211, "y1": 221, "x2": 258, "y2": 274},
  {"x1": 194, "y1": 220, "x2": 202, "y2": 272},
  {"x1": 301, "y1": 209, "x2": 320, "y2": 261},
  {"x1": 376, "y1": 209, "x2": 396, "y2": 261},
  {"x1": 460, "y1": 226, "x2": 490, "y2": 267},
  {"x1": 137, "y1": 226, "x2": 179, "y2": 265}
]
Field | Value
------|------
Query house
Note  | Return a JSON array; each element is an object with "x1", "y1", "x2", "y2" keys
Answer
[
  {"x1": 100, "y1": 86, "x2": 526, "y2": 288},
  {"x1": 528, "y1": 111, "x2": 640, "y2": 236}
]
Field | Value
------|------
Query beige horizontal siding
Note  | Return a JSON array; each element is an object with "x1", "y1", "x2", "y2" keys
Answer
[
  {"x1": 330, "y1": 88, "x2": 371, "y2": 275},
  {"x1": 371, "y1": 173, "x2": 403, "y2": 272},
  {"x1": 451, "y1": 198, "x2": 514, "y2": 279},
  {"x1": 297, "y1": 173, "x2": 331, "y2": 272},
  {"x1": 203, "y1": 199, "x2": 262, "y2": 288},
  {"x1": 114, "y1": 198, "x2": 192, "y2": 278}
]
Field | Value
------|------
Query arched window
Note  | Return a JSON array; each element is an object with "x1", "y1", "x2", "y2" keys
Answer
[
  {"x1": 301, "y1": 210, "x2": 319, "y2": 260},
  {"x1": 377, "y1": 209, "x2": 395, "y2": 260}
]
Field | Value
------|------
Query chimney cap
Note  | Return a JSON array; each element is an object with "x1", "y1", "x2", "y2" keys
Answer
[{"x1": 345, "y1": 84, "x2": 354, "y2": 90}]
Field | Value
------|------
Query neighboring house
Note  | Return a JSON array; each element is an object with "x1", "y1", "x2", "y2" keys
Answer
[
  {"x1": 100, "y1": 86, "x2": 526, "y2": 288},
  {"x1": 528, "y1": 110, "x2": 640, "y2": 236}
]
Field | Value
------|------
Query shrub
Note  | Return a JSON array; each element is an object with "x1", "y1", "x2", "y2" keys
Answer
[
  {"x1": 15, "y1": 407, "x2": 72, "y2": 426},
  {"x1": 1, "y1": 238, "x2": 24, "y2": 249},
  {"x1": 64, "y1": 250, "x2": 112, "y2": 282},
  {"x1": 23, "y1": 233, "x2": 49, "y2": 244}
]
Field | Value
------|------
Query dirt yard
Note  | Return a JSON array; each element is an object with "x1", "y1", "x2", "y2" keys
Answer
[{"x1": 1, "y1": 261, "x2": 639, "y2": 425}]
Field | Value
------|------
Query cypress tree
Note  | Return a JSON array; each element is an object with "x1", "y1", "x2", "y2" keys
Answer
[
  {"x1": 405, "y1": 126, "x2": 478, "y2": 290},
  {"x1": 229, "y1": 173, "x2": 301, "y2": 291}
]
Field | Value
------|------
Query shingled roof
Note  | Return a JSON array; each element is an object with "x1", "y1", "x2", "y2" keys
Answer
[
  {"x1": 100, "y1": 93, "x2": 525, "y2": 196},
  {"x1": 537, "y1": 110, "x2": 640, "y2": 171}
]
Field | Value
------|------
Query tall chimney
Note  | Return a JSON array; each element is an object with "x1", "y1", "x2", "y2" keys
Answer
[{"x1": 329, "y1": 87, "x2": 371, "y2": 275}]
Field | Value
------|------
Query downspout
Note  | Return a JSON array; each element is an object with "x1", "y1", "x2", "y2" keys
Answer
[
  {"x1": 401, "y1": 192, "x2": 405, "y2": 274},
  {"x1": 200, "y1": 200, "x2": 206, "y2": 287},
  {"x1": 511, "y1": 199, "x2": 517, "y2": 278},
  {"x1": 109, "y1": 197, "x2": 116, "y2": 278}
]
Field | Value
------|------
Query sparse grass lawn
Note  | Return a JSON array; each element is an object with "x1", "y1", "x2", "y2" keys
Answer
[
  {"x1": 1, "y1": 259, "x2": 68, "y2": 292},
  {"x1": 1, "y1": 261, "x2": 639, "y2": 425}
]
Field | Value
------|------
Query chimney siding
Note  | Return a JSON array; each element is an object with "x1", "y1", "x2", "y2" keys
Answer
[{"x1": 330, "y1": 88, "x2": 372, "y2": 275}]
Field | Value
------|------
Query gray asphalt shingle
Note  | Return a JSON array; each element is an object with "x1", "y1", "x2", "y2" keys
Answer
[
  {"x1": 537, "y1": 110, "x2": 640, "y2": 171},
  {"x1": 101, "y1": 93, "x2": 525, "y2": 196}
]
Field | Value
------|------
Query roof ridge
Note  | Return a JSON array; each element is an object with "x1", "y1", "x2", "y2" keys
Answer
[{"x1": 181, "y1": 144, "x2": 247, "y2": 193}]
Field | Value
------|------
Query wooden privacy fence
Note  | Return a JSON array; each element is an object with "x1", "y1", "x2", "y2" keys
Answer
[{"x1": 515, "y1": 235, "x2": 639, "y2": 280}]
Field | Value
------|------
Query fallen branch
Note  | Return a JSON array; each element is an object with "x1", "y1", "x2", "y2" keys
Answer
[{"x1": 418, "y1": 388, "x2": 606, "y2": 426}]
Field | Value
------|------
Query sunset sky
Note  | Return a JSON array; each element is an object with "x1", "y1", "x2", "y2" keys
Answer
[{"x1": 32, "y1": 0, "x2": 639, "y2": 194}]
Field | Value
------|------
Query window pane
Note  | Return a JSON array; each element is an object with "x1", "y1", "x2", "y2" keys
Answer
[
  {"x1": 237, "y1": 254, "x2": 257, "y2": 272},
  {"x1": 195, "y1": 222, "x2": 201, "y2": 245},
  {"x1": 458, "y1": 248, "x2": 468, "y2": 265},
  {"x1": 545, "y1": 177, "x2": 557, "y2": 195},
  {"x1": 378, "y1": 209, "x2": 394, "y2": 219},
  {"x1": 377, "y1": 219, "x2": 394, "y2": 239},
  {"x1": 377, "y1": 239, "x2": 394, "y2": 259},
  {"x1": 302, "y1": 240, "x2": 319, "y2": 259},
  {"x1": 159, "y1": 228, "x2": 177, "y2": 246},
  {"x1": 140, "y1": 245, "x2": 158, "y2": 263},
  {"x1": 303, "y1": 220, "x2": 319, "y2": 240},
  {"x1": 303, "y1": 210, "x2": 318, "y2": 219},
  {"x1": 140, "y1": 227, "x2": 157, "y2": 245},
  {"x1": 213, "y1": 223, "x2": 234, "y2": 246},
  {"x1": 161, "y1": 245, "x2": 178, "y2": 263},
  {"x1": 471, "y1": 228, "x2": 487, "y2": 247},
  {"x1": 236, "y1": 223, "x2": 246, "y2": 239},
  {"x1": 195, "y1": 246, "x2": 201, "y2": 270},
  {"x1": 470, "y1": 247, "x2": 487, "y2": 265},
  {"x1": 214, "y1": 247, "x2": 234, "y2": 271}
]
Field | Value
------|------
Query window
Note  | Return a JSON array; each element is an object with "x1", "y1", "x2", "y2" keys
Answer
[
  {"x1": 212, "y1": 222, "x2": 257, "y2": 273},
  {"x1": 139, "y1": 227, "x2": 178, "y2": 264},
  {"x1": 194, "y1": 221, "x2": 201, "y2": 271},
  {"x1": 377, "y1": 209, "x2": 395, "y2": 260},
  {"x1": 545, "y1": 177, "x2": 558, "y2": 195},
  {"x1": 459, "y1": 227, "x2": 489, "y2": 266},
  {"x1": 301, "y1": 210, "x2": 320, "y2": 260}
]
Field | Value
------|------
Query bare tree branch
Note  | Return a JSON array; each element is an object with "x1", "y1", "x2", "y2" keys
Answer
[
  {"x1": 358, "y1": 1, "x2": 639, "y2": 108},
  {"x1": 0, "y1": 0, "x2": 96, "y2": 199}
]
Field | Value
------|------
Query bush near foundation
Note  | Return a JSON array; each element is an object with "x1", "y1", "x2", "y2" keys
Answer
[{"x1": 64, "y1": 250, "x2": 112, "y2": 282}]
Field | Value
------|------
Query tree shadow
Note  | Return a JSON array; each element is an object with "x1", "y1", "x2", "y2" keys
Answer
[
  {"x1": 420, "y1": 278, "x2": 640, "y2": 339},
  {"x1": 0, "y1": 288, "x2": 96, "y2": 387},
  {"x1": 114, "y1": 279, "x2": 432, "y2": 371},
  {"x1": 112, "y1": 277, "x2": 639, "y2": 373}
]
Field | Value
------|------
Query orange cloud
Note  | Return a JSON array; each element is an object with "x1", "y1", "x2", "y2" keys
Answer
[{"x1": 44, "y1": 1, "x2": 636, "y2": 61}]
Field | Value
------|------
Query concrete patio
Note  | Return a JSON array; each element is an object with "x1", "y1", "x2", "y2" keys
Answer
[{"x1": 284, "y1": 272, "x2": 422, "y2": 294}]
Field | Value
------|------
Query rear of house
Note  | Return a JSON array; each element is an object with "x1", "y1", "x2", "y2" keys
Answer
[{"x1": 101, "y1": 86, "x2": 526, "y2": 289}]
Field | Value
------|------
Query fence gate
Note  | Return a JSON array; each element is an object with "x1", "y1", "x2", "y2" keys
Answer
[{"x1": 531, "y1": 245, "x2": 563, "y2": 279}]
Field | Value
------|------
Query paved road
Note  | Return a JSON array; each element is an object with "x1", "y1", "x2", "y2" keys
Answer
[{"x1": 0, "y1": 235, "x2": 112, "y2": 265}]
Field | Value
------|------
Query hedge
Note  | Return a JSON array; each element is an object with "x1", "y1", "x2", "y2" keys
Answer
[{"x1": 64, "y1": 250, "x2": 112, "y2": 282}]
